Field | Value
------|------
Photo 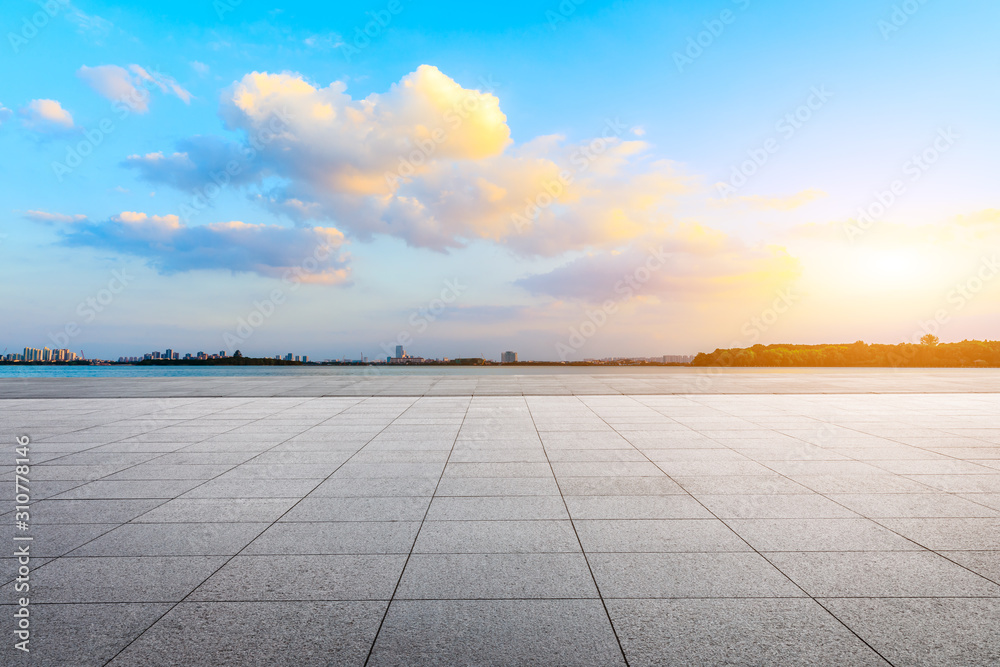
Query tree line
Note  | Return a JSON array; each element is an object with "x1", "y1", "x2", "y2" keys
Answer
[{"x1": 691, "y1": 338, "x2": 1000, "y2": 367}]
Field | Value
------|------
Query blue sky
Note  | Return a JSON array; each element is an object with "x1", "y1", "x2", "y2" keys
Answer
[{"x1": 2, "y1": 0, "x2": 998, "y2": 361}]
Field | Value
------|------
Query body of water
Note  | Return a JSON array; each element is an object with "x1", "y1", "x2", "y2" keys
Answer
[
  {"x1": 0, "y1": 365, "x2": 931, "y2": 379},
  {"x1": 0, "y1": 365, "x2": 702, "y2": 378}
]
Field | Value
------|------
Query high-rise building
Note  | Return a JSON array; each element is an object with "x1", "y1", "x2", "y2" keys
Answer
[
  {"x1": 501, "y1": 351, "x2": 518, "y2": 363},
  {"x1": 285, "y1": 353, "x2": 293, "y2": 361},
  {"x1": 662, "y1": 355, "x2": 695, "y2": 364},
  {"x1": 395, "y1": 345, "x2": 406, "y2": 359},
  {"x1": 302, "y1": 355, "x2": 309, "y2": 363}
]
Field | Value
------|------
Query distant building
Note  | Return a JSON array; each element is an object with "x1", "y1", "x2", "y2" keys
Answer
[
  {"x1": 662, "y1": 355, "x2": 695, "y2": 364},
  {"x1": 284, "y1": 353, "x2": 293, "y2": 361},
  {"x1": 395, "y1": 345, "x2": 406, "y2": 359},
  {"x1": 302, "y1": 355, "x2": 309, "y2": 363},
  {"x1": 501, "y1": 351, "x2": 518, "y2": 363},
  {"x1": 388, "y1": 356, "x2": 425, "y2": 364}
]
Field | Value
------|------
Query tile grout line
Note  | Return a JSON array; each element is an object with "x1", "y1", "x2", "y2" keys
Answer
[
  {"x1": 23, "y1": 396, "x2": 283, "y2": 581},
  {"x1": 526, "y1": 396, "x2": 632, "y2": 667},
  {"x1": 668, "y1": 395, "x2": 912, "y2": 664},
  {"x1": 362, "y1": 396, "x2": 472, "y2": 666},
  {"x1": 705, "y1": 395, "x2": 1000, "y2": 591},
  {"x1": 580, "y1": 395, "x2": 898, "y2": 667},
  {"x1": 96, "y1": 396, "x2": 403, "y2": 666}
]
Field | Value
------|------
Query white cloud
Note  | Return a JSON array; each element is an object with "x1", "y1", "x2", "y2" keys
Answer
[
  {"x1": 190, "y1": 61, "x2": 210, "y2": 76},
  {"x1": 77, "y1": 64, "x2": 193, "y2": 113},
  {"x1": 37, "y1": 211, "x2": 351, "y2": 283},
  {"x1": 134, "y1": 65, "x2": 701, "y2": 253},
  {"x1": 24, "y1": 210, "x2": 87, "y2": 223},
  {"x1": 19, "y1": 99, "x2": 75, "y2": 132},
  {"x1": 715, "y1": 188, "x2": 828, "y2": 211},
  {"x1": 64, "y1": 4, "x2": 114, "y2": 41},
  {"x1": 0, "y1": 103, "x2": 11, "y2": 125},
  {"x1": 303, "y1": 33, "x2": 344, "y2": 49},
  {"x1": 517, "y1": 226, "x2": 801, "y2": 304}
]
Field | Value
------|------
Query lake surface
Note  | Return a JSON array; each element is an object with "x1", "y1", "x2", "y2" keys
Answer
[
  {"x1": 0, "y1": 365, "x2": 703, "y2": 378},
  {"x1": 0, "y1": 365, "x2": 935, "y2": 379}
]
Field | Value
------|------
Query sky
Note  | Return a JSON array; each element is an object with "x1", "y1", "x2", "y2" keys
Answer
[{"x1": 1, "y1": 0, "x2": 998, "y2": 361}]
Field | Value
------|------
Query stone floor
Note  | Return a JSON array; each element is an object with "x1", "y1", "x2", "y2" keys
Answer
[
  {"x1": 2, "y1": 384, "x2": 999, "y2": 665},
  {"x1": 4, "y1": 367, "x2": 1000, "y2": 398}
]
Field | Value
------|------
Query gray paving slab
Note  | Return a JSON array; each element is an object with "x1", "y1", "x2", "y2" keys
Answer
[
  {"x1": 10, "y1": 556, "x2": 227, "y2": 602},
  {"x1": 396, "y1": 553, "x2": 598, "y2": 599},
  {"x1": 424, "y1": 495, "x2": 568, "y2": 521},
  {"x1": 132, "y1": 497, "x2": 298, "y2": 523},
  {"x1": 50, "y1": 479, "x2": 207, "y2": 500},
  {"x1": 589, "y1": 552, "x2": 804, "y2": 598},
  {"x1": 68, "y1": 522, "x2": 270, "y2": 556},
  {"x1": 827, "y1": 493, "x2": 1000, "y2": 518},
  {"x1": 3, "y1": 384, "x2": 1000, "y2": 664},
  {"x1": 765, "y1": 551, "x2": 1000, "y2": 597},
  {"x1": 413, "y1": 520, "x2": 581, "y2": 553},
  {"x1": 725, "y1": 518, "x2": 924, "y2": 552},
  {"x1": 106, "y1": 601, "x2": 387, "y2": 666},
  {"x1": 0, "y1": 522, "x2": 121, "y2": 557},
  {"x1": 280, "y1": 496, "x2": 431, "y2": 522},
  {"x1": 939, "y1": 551, "x2": 1000, "y2": 584},
  {"x1": 607, "y1": 599, "x2": 889, "y2": 666},
  {"x1": 564, "y1": 495, "x2": 713, "y2": 519},
  {"x1": 575, "y1": 518, "x2": 751, "y2": 553},
  {"x1": 243, "y1": 521, "x2": 420, "y2": 555},
  {"x1": 819, "y1": 598, "x2": 1000, "y2": 667},
  {"x1": 309, "y1": 476, "x2": 439, "y2": 497},
  {"x1": 27, "y1": 498, "x2": 168, "y2": 524},
  {"x1": 367, "y1": 599, "x2": 627, "y2": 666},
  {"x1": 189, "y1": 554, "x2": 406, "y2": 601},
  {"x1": 694, "y1": 493, "x2": 859, "y2": 519},
  {"x1": 875, "y1": 517, "x2": 1000, "y2": 550},
  {"x1": 434, "y1": 476, "x2": 560, "y2": 496},
  {"x1": 0, "y1": 602, "x2": 172, "y2": 667}
]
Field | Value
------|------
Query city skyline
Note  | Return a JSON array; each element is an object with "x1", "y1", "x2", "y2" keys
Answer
[
  {"x1": 3, "y1": 342, "x2": 697, "y2": 365},
  {"x1": 2, "y1": 1, "x2": 999, "y2": 360}
]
